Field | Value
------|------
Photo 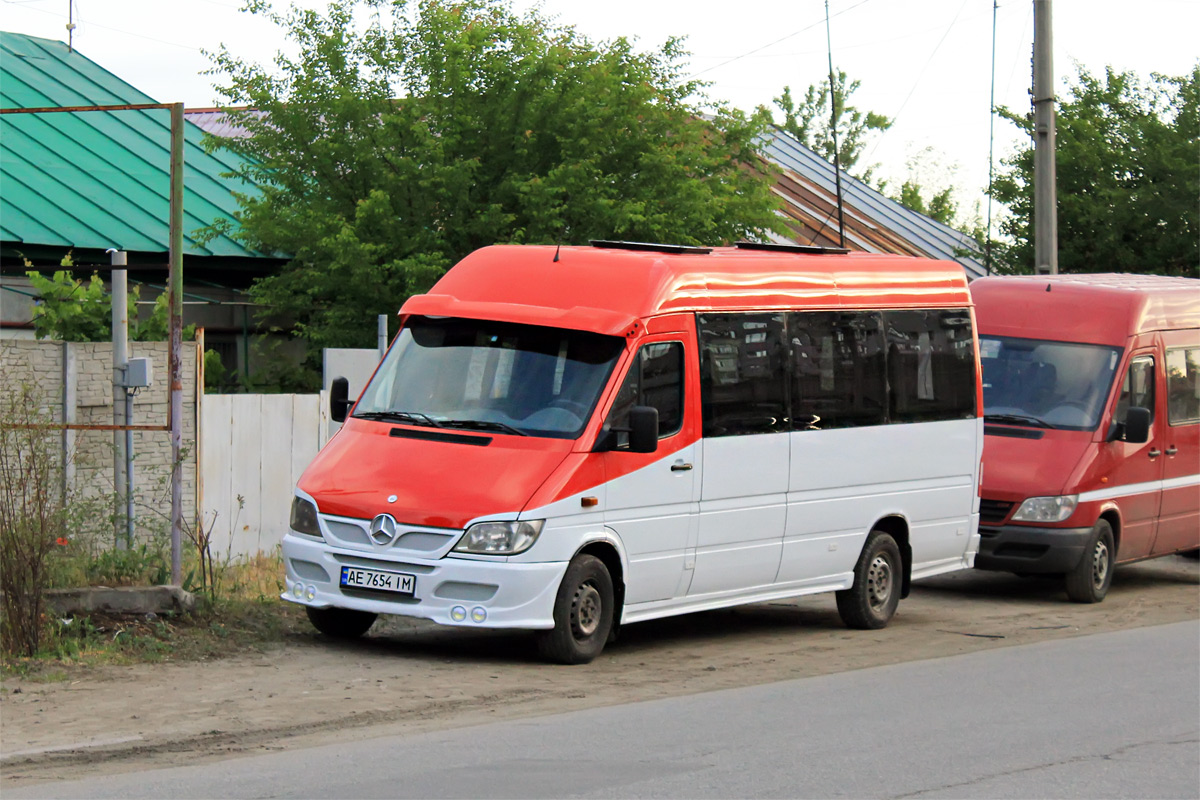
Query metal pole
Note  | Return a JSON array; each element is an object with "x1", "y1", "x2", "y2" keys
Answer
[
  {"x1": 169, "y1": 103, "x2": 185, "y2": 585},
  {"x1": 110, "y1": 250, "x2": 129, "y2": 549},
  {"x1": 377, "y1": 314, "x2": 387, "y2": 358},
  {"x1": 1033, "y1": 0, "x2": 1058, "y2": 275}
]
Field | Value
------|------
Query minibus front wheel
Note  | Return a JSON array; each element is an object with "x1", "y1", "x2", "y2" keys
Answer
[
  {"x1": 836, "y1": 531, "x2": 902, "y2": 629},
  {"x1": 306, "y1": 606, "x2": 378, "y2": 639},
  {"x1": 1064, "y1": 520, "x2": 1114, "y2": 603},
  {"x1": 537, "y1": 554, "x2": 614, "y2": 665}
]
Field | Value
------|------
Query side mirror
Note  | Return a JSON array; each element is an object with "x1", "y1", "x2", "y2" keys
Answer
[
  {"x1": 1121, "y1": 406, "x2": 1151, "y2": 444},
  {"x1": 330, "y1": 377, "x2": 352, "y2": 423},
  {"x1": 627, "y1": 405, "x2": 659, "y2": 454}
]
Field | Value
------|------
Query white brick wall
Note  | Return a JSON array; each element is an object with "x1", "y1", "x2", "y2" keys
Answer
[{"x1": 0, "y1": 339, "x2": 199, "y2": 538}]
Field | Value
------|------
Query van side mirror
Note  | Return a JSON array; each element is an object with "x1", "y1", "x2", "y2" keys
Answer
[
  {"x1": 1120, "y1": 406, "x2": 1151, "y2": 444},
  {"x1": 628, "y1": 405, "x2": 659, "y2": 454},
  {"x1": 330, "y1": 377, "x2": 352, "y2": 423}
]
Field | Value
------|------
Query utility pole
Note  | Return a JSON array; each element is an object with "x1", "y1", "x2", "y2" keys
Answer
[
  {"x1": 1033, "y1": 0, "x2": 1058, "y2": 275},
  {"x1": 110, "y1": 249, "x2": 130, "y2": 549}
]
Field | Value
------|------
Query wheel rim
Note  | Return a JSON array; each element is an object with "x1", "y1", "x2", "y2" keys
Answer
[
  {"x1": 1091, "y1": 539, "x2": 1110, "y2": 588},
  {"x1": 867, "y1": 553, "x2": 894, "y2": 611},
  {"x1": 571, "y1": 581, "x2": 602, "y2": 639}
]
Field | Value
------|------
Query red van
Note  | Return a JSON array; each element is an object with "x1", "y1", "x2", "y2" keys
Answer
[{"x1": 973, "y1": 274, "x2": 1199, "y2": 602}]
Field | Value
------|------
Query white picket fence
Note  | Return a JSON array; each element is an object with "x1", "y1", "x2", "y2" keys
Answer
[{"x1": 199, "y1": 393, "x2": 328, "y2": 558}]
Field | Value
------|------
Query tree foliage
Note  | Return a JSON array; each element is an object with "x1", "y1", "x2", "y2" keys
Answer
[
  {"x1": 206, "y1": 0, "x2": 786, "y2": 352},
  {"x1": 991, "y1": 65, "x2": 1199, "y2": 276},
  {"x1": 772, "y1": 70, "x2": 893, "y2": 181},
  {"x1": 25, "y1": 271, "x2": 183, "y2": 343}
]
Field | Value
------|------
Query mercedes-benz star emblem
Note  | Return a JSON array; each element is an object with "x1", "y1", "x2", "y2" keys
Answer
[{"x1": 368, "y1": 513, "x2": 398, "y2": 545}]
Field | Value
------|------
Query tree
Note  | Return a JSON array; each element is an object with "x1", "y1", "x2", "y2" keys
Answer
[
  {"x1": 25, "y1": 271, "x2": 182, "y2": 343},
  {"x1": 771, "y1": 70, "x2": 893, "y2": 181},
  {"x1": 205, "y1": 0, "x2": 786, "y2": 355},
  {"x1": 991, "y1": 65, "x2": 1199, "y2": 276}
]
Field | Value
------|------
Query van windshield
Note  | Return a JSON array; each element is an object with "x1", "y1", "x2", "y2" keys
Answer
[
  {"x1": 980, "y1": 336, "x2": 1122, "y2": 431},
  {"x1": 354, "y1": 316, "x2": 625, "y2": 439}
]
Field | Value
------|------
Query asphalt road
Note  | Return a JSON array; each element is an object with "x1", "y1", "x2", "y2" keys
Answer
[{"x1": 9, "y1": 620, "x2": 1198, "y2": 799}]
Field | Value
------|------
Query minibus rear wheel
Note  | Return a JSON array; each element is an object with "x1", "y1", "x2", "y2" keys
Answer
[
  {"x1": 306, "y1": 606, "x2": 378, "y2": 639},
  {"x1": 1064, "y1": 520, "x2": 1115, "y2": 603},
  {"x1": 537, "y1": 554, "x2": 614, "y2": 665},
  {"x1": 836, "y1": 531, "x2": 902, "y2": 630}
]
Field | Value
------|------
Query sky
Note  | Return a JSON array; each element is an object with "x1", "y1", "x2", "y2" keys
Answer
[{"x1": 4, "y1": 0, "x2": 1198, "y2": 229}]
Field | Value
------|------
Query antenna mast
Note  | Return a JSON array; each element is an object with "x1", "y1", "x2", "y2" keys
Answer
[{"x1": 825, "y1": 0, "x2": 846, "y2": 248}]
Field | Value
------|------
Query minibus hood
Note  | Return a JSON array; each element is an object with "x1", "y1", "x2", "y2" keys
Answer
[
  {"x1": 982, "y1": 428, "x2": 1091, "y2": 500},
  {"x1": 297, "y1": 418, "x2": 575, "y2": 529}
]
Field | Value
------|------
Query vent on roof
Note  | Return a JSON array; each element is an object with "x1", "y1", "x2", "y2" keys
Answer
[
  {"x1": 590, "y1": 240, "x2": 713, "y2": 255},
  {"x1": 734, "y1": 242, "x2": 850, "y2": 255}
]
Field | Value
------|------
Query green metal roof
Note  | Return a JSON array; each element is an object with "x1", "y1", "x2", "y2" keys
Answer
[{"x1": 0, "y1": 31, "x2": 264, "y2": 263}]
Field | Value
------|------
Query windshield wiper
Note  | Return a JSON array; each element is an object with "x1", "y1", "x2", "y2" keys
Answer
[
  {"x1": 985, "y1": 413, "x2": 1055, "y2": 429},
  {"x1": 441, "y1": 419, "x2": 529, "y2": 437},
  {"x1": 353, "y1": 410, "x2": 443, "y2": 428}
]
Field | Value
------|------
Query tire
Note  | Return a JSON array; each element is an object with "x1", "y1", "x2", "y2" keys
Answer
[
  {"x1": 537, "y1": 554, "x2": 614, "y2": 665},
  {"x1": 1064, "y1": 520, "x2": 1115, "y2": 603},
  {"x1": 306, "y1": 606, "x2": 378, "y2": 639},
  {"x1": 836, "y1": 531, "x2": 902, "y2": 630}
]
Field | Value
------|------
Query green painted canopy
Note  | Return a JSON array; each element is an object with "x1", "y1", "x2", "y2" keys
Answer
[{"x1": 1, "y1": 31, "x2": 264, "y2": 264}]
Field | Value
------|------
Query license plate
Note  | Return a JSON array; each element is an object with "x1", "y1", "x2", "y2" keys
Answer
[{"x1": 339, "y1": 566, "x2": 416, "y2": 595}]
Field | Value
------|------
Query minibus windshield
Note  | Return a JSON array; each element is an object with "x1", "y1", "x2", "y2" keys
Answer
[
  {"x1": 354, "y1": 316, "x2": 625, "y2": 439},
  {"x1": 980, "y1": 336, "x2": 1122, "y2": 431}
]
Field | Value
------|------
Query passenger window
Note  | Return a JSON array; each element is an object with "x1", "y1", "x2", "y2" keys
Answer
[
  {"x1": 605, "y1": 342, "x2": 684, "y2": 448},
  {"x1": 698, "y1": 313, "x2": 788, "y2": 436},
  {"x1": 790, "y1": 311, "x2": 886, "y2": 430},
  {"x1": 1116, "y1": 357, "x2": 1156, "y2": 422},
  {"x1": 1166, "y1": 348, "x2": 1200, "y2": 425},
  {"x1": 884, "y1": 310, "x2": 977, "y2": 423}
]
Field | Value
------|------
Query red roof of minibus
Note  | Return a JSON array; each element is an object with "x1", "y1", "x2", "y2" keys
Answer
[
  {"x1": 401, "y1": 245, "x2": 971, "y2": 336},
  {"x1": 971, "y1": 274, "x2": 1199, "y2": 346}
]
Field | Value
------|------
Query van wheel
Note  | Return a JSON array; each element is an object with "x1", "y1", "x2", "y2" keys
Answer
[
  {"x1": 836, "y1": 531, "x2": 902, "y2": 629},
  {"x1": 306, "y1": 606, "x2": 377, "y2": 639},
  {"x1": 537, "y1": 554, "x2": 614, "y2": 665},
  {"x1": 1065, "y1": 520, "x2": 1115, "y2": 603}
]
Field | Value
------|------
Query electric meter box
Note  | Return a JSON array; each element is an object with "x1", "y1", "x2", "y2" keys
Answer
[{"x1": 125, "y1": 357, "x2": 153, "y2": 388}]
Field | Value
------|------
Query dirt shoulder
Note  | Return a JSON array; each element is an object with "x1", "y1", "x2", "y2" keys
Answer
[{"x1": 2, "y1": 557, "x2": 1197, "y2": 787}]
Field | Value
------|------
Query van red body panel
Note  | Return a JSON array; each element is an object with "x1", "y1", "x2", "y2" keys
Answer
[{"x1": 298, "y1": 416, "x2": 576, "y2": 529}]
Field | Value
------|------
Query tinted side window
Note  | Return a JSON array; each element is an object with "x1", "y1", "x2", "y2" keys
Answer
[
  {"x1": 885, "y1": 310, "x2": 976, "y2": 423},
  {"x1": 605, "y1": 342, "x2": 684, "y2": 448},
  {"x1": 791, "y1": 311, "x2": 886, "y2": 429},
  {"x1": 1166, "y1": 348, "x2": 1200, "y2": 425},
  {"x1": 699, "y1": 313, "x2": 788, "y2": 436}
]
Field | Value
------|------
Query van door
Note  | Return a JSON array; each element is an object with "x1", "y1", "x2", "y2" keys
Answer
[
  {"x1": 1151, "y1": 339, "x2": 1200, "y2": 555},
  {"x1": 689, "y1": 313, "x2": 789, "y2": 596},
  {"x1": 1103, "y1": 349, "x2": 1164, "y2": 561},
  {"x1": 601, "y1": 338, "x2": 700, "y2": 604}
]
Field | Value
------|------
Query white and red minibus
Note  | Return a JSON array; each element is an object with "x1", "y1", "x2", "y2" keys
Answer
[{"x1": 282, "y1": 241, "x2": 984, "y2": 663}]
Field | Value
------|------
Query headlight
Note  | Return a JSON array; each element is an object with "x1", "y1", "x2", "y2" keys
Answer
[
  {"x1": 1011, "y1": 495, "x2": 1079, "y2": 523},
  {"x1": 290, "y1": 496, "x2": 322, "y2": 537},
  {"x1": 453, "y1": 520, "x2": 544, "y2": 555}
]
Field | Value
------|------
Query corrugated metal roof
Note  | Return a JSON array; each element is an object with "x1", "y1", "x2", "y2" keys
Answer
[
  {"x1": 762, "y1": 128, "x2": 986, "y2": 279},
  {"x1": 0, "y1": 32, "x2": 263, "y2": 261}
]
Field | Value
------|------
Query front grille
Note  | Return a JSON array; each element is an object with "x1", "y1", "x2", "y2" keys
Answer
[{"x1": 980, "y1": 498, "x2": 1015, "y2": 525}]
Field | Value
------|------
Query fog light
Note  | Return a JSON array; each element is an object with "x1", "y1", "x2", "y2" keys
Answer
[
  {"x1": 305, "y1": 584, "x2": 316, "y2": 601},
  {"x1": 450, "y1": 606, "x2": 467, "y2": 622},
  {"x1": 292, "y1": 582, "x2": 303, "y2": 599},
  {"x1": 471, "y1": 607, "x2": 487, "y2": 623}
]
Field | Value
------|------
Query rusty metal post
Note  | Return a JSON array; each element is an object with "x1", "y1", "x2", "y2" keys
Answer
[{"x1": 169, "y1": 103, "x2": 185, "y2": 584}]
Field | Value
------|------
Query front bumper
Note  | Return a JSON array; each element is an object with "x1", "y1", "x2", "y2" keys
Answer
[
  {"x1": 974, "y1": 523, "x2": 1094, "y2": 574},
  {"x1": 280, "y1": 532, "x2": 567, "y2": 629}
]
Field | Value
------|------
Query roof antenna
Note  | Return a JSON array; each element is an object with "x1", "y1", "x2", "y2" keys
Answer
[
  {"x1": 66, "y1": 0, "x2": 76, "y2": 53},
  {"x1": 825, "y1": 0, "x2": 846, "y2": 249},
  {"x1": 552, "y1": 213, "x2": 568, "y2": 263}
]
